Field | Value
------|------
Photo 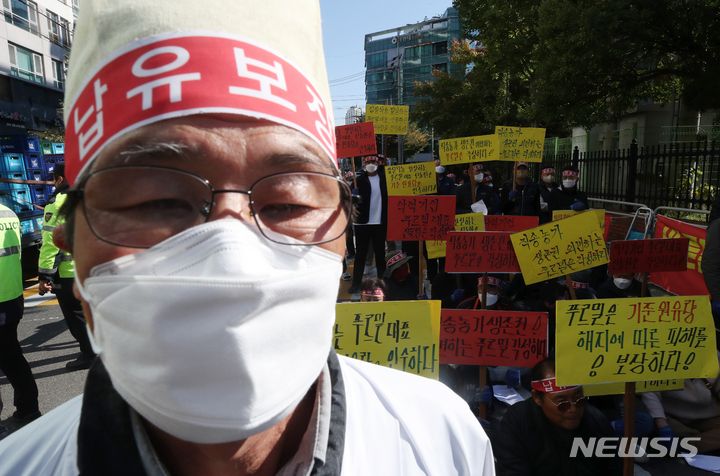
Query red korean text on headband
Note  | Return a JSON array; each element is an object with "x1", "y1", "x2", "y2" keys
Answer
[
  {"x1": 472, "y1": 164, "x2": 483, "y2": 171},
  {"x1": 563, "y1": 171, "x2": 579, "y2": 178},
  {"x1": 531, "y1": 377, "x2": 580, "y2": 394},
  {"x1": 572, "y1": 281, "x2": 589, "y2": 290},
  {"x1": 65, "y1": 31, "x2": 335, "y2": 186},
  {"x1": 542, "y1": 168, "x2": 555, "y2": 175},
  {"x1": 361, "y1": 289, "x2": 384, "y2": 297},
  {"x1": 387, "y1": 252, "x2": 408, "y2": 267},
  {"x1": 478, "y1": 276, "x2": 503, "y2": 287}
]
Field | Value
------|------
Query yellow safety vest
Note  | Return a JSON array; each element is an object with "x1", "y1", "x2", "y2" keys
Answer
[
  {"x1": 38, "y1": 191, "x2": 75, "y2": 279},
  {"x1": 0, "y1": 204, "x2": 22, "y2": 302}
]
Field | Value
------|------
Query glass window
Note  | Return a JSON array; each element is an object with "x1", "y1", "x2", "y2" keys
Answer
[
  {"x1": 433, "y1": 41, "x2": 448, "y2": 56},
  {"x1": 3, "y1": 0, "x2": 38, "y2": 35},
  {"x1": 366, "y1": 52, "x2": 386, "y2": 70},
  {"x1": 52, "y1": 59, "x2": 65, "y2": 89},
  {"x1": 8, "y1": 44, "x2": 43, "y2": 84}
]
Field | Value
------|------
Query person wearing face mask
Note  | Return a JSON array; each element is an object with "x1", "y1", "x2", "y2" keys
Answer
[
  {"x1": 0, "y1": 2, "x2": 496, "y2": 475},
  {"x1": 37, "y1": 163, "x2": 96, "y2": 371},
  {"x1": 499, "y1": 162, "x2": 541, "y2": 217},
  {"x1": 595, "y1": 272, "x2": 643, "y2": 299},
  {"x1": 548, "y1": 166, "x2": 590, "y2": 214},
  {"x1": 455, "y1": 163, "x2": 500, "y2": 215},
  {"x1": 537, "y1": 167, "x2": 558, "y2": 224},
  {"x1": 494, "y1": 359, "x2": 621, "y2": 476},
  {"x1": 382, "y1": 251, "x2": 421, "y2": 301},
  {"x1": 457, "y1": 276, "x2": 513, "y2": 310},
  {"x1": 348, "y1": 155, "x2": 389, "y2": 295},
  {"x1": 435, "y1": 159, "x2": 455, "y2": 196}
]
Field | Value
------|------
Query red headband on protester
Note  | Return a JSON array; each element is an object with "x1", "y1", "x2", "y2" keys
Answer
[
  {"x1": 472, "y1": 164, "x2": 483, "y2": 171},
  {"x1": 363, "y1": 156, "x2": 378, "y2": 163},
  {"x1": 563, "y1": 171, "x2": 579, "y2": 178},
  {"x1": 531, "y1": 378, "x2": 580, "y2": 394},
  {"x1": 64, "y1": 32, "x2": 336, "y2": 186},
  {"x1": 361, "y1": 289, "x2": 384, "y2": 297},
  {"x1": 542, "y1": 168, "x2": 555, "y2": 175},
  {"x1": 572, "y1": 281, "x2": 589, "y2": 290},
  {"x1": 387, "y1": 252, "x2": 408, "y2": 267},
  {"x1": 478, "y1": 276, "x2": 502, "y2": 287}
]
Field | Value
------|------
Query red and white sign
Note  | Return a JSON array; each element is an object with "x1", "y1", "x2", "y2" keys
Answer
[
  {"x1": 335, "y1": 122, "x2": 376, "y2": 159},
  {"x1": 650, "y1": 216, "x2": 709, "y2": 297},
  {"x1": 65, "y1": 32, "x2": 335, "y2": 185}
]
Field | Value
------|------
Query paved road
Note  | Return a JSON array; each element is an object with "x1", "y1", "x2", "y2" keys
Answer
[{"x1": 0, "y1": 281, "x2": 712, "y2": 475}]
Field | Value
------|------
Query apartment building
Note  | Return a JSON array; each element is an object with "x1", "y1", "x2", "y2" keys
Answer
[{"x1": 0, "y1": 0, "x2": 76, "y2": 135}]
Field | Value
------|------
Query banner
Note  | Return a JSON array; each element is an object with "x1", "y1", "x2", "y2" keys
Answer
[
  {"x1": 366, "y1": 104, "x2": 409, "y2": 135},
  {"x1": 387, "y1": 196, "x2": 456, "y2": 241},
  {"x1": 510, "y1": 212, "x2": 609, "y2": 285},
  {"x1": 583, "y1": 379, "x2": 684, "y2": 397},
  {"x1": 552, "y1": 209, "x2": 606, "y2": 236},
  {"x1": 335, "y1": 301, "x2": 440, "y2": 379},
  {"x1": 484, "y1": 215, "x2": 539, "y2": 232},
  {"x1": 445, "y1": 232, "x2": 521, "y2": 273},
  {"x1": 609, "y1": 238, "x2": 690, "y2": 274},
  {"x1": 426, "y1": 213, "x2": 486, "y2": 259},
  {"x1": 555, "y1": 296, "x2": 719, "y2": 385},
  {"x1": 650, "y1": 215, "x2": 709, "y2": 297},
  {"x1": 335, "y1": 122, "x2": 376, "y2": 159},
  {"x1": 439, "y1": 309, "x2": 548, "y2": 367},
  {"x1": 495, "y1": 126, "x2": 545, "y2": 162},
  {"x1": 438, "y1": 134, "x2": 499, "y2": 166},
  {"x1": 386, "y1": 162, "x2": 436, "y2": 196}
]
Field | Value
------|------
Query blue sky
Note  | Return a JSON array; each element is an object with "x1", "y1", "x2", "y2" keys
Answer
[{"x1": 319, "y1": 0, "x2": 454, "y2": 126}]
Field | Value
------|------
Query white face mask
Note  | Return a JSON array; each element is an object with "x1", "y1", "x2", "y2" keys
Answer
[
  {"x1": 436, "y1": 166, "x2": 446, "y2": 174},
  {"x1": 474, "y1": 173, "x2": 484, "y2": 182},
  {"x1": 479, "y1": 292, "x2": 499, "y2": 307},
  {"x1": 614, "y1": 278, "x2": 633, "y2": 289},
  {"x1": 365, "y1": 164, "x2": 378, "y2": 173},
  {"x1": 543, "y1": 175, "x2": 554, "y2": 184},
  {"x1": 563, "y1": 179, "x2": 577, "y2": 189},
  {"x1": 76, "y1": 220, "x2": 342, "y2": 444}
]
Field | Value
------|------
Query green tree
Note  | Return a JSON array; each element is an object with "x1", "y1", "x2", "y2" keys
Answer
[{"x1": 386, "y1": 121, "x2": 431, "y2": 160}]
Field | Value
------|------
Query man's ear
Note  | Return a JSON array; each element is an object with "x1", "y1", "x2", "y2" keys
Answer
[
  {"x1": 53, "y1": 223, "x2": 71, "y2": 253},
  {"x1": 531, "y1": 389, "x2": 543, "y2": 407}
]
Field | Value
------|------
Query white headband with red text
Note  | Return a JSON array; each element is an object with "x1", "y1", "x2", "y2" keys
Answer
[
  {"x1": 361, "y1": 289, "x2": 384, "y2": 297},
  {"x1": 478, "y1": 276, "x2": 502, "y2": 287},
  {"x1": 64, "y1": 31, "x2": 335, "y2": 186}
]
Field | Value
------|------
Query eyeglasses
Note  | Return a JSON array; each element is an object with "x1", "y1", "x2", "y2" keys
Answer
[
  {"x1": 542, "y1": 394, "x2": 589, "y2": 412},
  {"x1": 69, "y1": 165, "x2": 352, "y2": 248}
]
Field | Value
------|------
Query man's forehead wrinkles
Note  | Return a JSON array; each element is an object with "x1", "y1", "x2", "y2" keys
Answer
[{"x1": 104, "y1": 140, "x2": 198, "y2": 167}]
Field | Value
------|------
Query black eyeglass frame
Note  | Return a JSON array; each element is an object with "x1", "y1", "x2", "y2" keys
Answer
[{"x1": 67, "y1": 165, "x2": 353, "y2": 248}]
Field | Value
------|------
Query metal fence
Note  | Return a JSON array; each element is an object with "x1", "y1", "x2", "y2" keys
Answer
[{"x1": 540, "y1": 140, "x2": 720, "y2": 213}]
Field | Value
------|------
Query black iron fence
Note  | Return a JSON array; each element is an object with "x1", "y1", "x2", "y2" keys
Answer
[{"x1": 540, "y1": 140, "x2": 720, "y2": 213}]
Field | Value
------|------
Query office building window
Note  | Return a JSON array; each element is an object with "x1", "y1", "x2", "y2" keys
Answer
[
  {"x1": 8, "y1": 44, "x2": 43, "y2": 84},
  {"x1": 47, "y1": 10, "x2": 70, "y2": 46},
  {"x1": 2, "y1": 0, "x2": 40, "y2": 35},
  {"x1": 52, "y1": 59, "x2": 65, "y2": 89},
  {"x1": 432, "y1": 41, "x2": 448, "y2": 56}
]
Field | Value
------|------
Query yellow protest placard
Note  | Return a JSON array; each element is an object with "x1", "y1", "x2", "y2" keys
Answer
[
  {"x1": 495, "y1": 126, "x2": 545, "y2": 162},
  {"x1": 553, "y1": 209, "x2": 606, "y2": 234},
  {"x1": 438, "y1": 134, "x2": 499, "y2": 166},
  {"x1": 334, "y1": 300, "x2": 441, "y2": 379},
  {"x1": 426, "y1": 213, "x2": 486, "y2": 259},
  {"x1": 555, "y1": 296, "x2": 719, "y2": 386},
  {"x1": 386, "y1": 162, "x2": 436, "y2": 196},
  {"x1": 583, "y1": 379, "x2": 683, "y2": 397},
  {"x1": 366, "y1": 104, "x2": 409, "y2": 135},
  {"x1": 510, "y1": 212, "x2": 609, "y2": 285}
]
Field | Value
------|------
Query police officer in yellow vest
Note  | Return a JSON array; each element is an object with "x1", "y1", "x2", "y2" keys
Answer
[
  {"x1": 0, "y1": 204, "x2": 39, "y2": 433},
  {"x1": 38, "y1": 163, "x2": 95, "y2": 370}
]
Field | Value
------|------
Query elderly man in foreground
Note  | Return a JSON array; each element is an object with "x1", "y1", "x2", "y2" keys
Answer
[{"x1": 0, "y1": 1, "x2": 494, "y2": 475}]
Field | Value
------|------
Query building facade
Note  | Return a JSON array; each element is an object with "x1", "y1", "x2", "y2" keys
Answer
[
  {"x1": 0, "y1": 0, "x2": 76, "y2": 135},
  {"x1": 345, "y1": 105, "x2": 363, "y2": 125},
  {"x1": 364, "y1": 7, "x2": 462, "y2": 111}
]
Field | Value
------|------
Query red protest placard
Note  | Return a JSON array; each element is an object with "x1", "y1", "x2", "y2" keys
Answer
[
  {"x1": 445, "y1": 232, "x2": 521, "y2": 273},
  {"x1": 484, "y1": 215, "x2": 539, "y2": 232},
  {"x1": 335, "y1": 122, "x2": 377, "y2": 159},
  {"x1": 387, "y1": 196, "x2": 456, "y2": 241},
  {"x1": 609, "y1": 238, "x2": 690, "y2": 274},
  {"x1": 439, "y1": 309, "x2": 548, "y2": 367}
]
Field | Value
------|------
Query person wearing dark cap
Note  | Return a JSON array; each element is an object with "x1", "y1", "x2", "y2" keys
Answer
[
  {"x1": 494, "y1": 359, "x2": 621, "y2": 476},
  {"x1": 537, "y1": 167, "x2": 558, "y2": 224},
  {"x1": 548, "y1": 165, "x2": 590, "y2": 213},
  {"x1": 382, "y1": 250, "x2": 421, "y2": 301},
  {"x1": 455, "y1": 163, "x2": 499, "y2": 215},
  {"x1": 37, "y1": 163, "x2": 96, "y2": 371},
  {"x1": 457, "y1": 276, "x2": 513, "y2": 310},
  {"x1": 499, "y1": 161, "x2": 541, "y2": 217}
]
